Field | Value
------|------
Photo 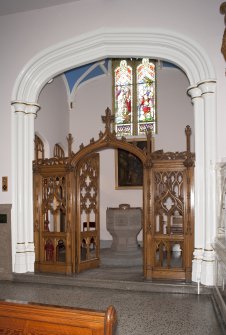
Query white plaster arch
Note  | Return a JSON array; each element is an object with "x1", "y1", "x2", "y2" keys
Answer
[
  {"x1": 11, "y1": 28, "x2": 217, "y2": 285},
  {"x1": 12, "y1": 27, "x2": 215, "y2": 103}
]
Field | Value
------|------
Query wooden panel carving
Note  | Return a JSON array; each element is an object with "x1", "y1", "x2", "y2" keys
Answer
[
  {"x1": 33, "y1": 160, "x2": 74, "y2": 274},
  {"x1": 54, "y1": 143, "x2": 65, "y2": 158},
  {"x1": 147, "y1": 160, "x2": 194, "y2": 281},
  {"x1": 42, "y1": 176, "x2": 66, "y2": 232},
  {"x1": 76, "y1": 153, "x2": 100, "y2": 272}
]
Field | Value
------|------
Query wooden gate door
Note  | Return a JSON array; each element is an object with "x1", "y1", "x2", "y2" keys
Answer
[
  {"x1": 76, "y1": 153, "x2": 100, "y2": 273},
  {"x1": 146, "y1": 158, "x2": 194, "y2": 281}
]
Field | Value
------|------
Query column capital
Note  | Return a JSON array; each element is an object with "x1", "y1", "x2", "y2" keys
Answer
[
  {"x1": 25, "y1": 103, "x2": 40, "y2": 116},
  {"x1": 187, "y1": 85, "x2": 202, "y2": 99},
  {"x1": 11, "y1": 101, "x2": 26, "y2": 113},
  {"x1": 11, "y1": 101, "x2": 40, "y2": 116},
  {"x1": 197, "y1": 80, "x2": 216, "y2": 95}
]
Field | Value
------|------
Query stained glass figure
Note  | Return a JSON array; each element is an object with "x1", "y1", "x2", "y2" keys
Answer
[
  {"x1": 137, "y1": 58, "x2": 156, "y2": 135},
  {"x1": 114, "y1": 60, "x2": 133, "y2": 137},
  {"x1": 113, "y1": 58, "x2": 156, "y2": 137}
]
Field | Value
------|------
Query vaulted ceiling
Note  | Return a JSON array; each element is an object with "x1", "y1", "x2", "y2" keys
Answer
[{"x1": 0, "y1": 0, "x2": 80, "y2": 16}]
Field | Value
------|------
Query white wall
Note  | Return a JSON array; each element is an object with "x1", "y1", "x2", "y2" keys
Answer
[
  {"x1": 156, "y1": 67, "x2": 194, "y2": 152},
  {"x1": 36, "y1": 75, "x2": 69, "y2": 156},
  {"x1": 70, "y1": 75, "x2": 112, "y2": 151}
]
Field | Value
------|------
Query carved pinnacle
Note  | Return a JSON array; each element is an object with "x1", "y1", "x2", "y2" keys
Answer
[
  {"x1": 101, "y1": 107, "x2": 115, "y2": 132},
  {"x1": 146, "y1": 129, "x2": 153, "y2": 154},
  {"x1": 185, "y1": 125, "x2": 191, "y2": 153},
  {"x1": 67, "y1": 133, "x2": 73, "y2": 157}
]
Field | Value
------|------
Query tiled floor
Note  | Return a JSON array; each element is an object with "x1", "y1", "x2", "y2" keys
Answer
[{"x1": 0, "y1": 276, "x2": 224, "y2": 335}]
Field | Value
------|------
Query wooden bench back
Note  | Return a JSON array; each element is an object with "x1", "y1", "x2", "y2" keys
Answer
[{"x1": 0, "y1": 300, "x2": 117, "y2": 335}]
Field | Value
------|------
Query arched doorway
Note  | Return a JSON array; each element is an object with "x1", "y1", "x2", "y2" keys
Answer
[
  {"x1": 11, "y1": 28, "x2": 216, "y2": 285},
  {"x1": 70, "y1": 109, "x2": 147, "y2": 275},
  {"x1": 33, "y1": 108, "x2": 194, "y2": 281}
]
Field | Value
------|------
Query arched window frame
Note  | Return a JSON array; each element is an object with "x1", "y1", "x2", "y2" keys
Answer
[{"x1": 112, "y1": 58, "x2": 157, "y2": 138}]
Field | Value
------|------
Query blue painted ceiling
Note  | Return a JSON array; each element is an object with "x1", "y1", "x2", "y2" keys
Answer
[
  {"x1": 64, "y1": 59, "x2": 109, "y2": 93},
  {"x1": 63, "y1": 59, "x2": 177, "y2": 94}
]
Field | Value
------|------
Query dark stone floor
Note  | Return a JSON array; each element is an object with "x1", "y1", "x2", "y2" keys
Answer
[{"x1": 0, "y1": 268, "x2": 224, "y2": 335}]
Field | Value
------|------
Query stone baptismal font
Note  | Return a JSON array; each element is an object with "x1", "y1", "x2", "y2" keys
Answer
[{"x1": 101, "y1": 204, "x2": 142, "y2": 266}]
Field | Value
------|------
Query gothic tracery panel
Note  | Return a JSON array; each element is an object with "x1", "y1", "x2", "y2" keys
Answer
[
  {"x1": 151, "y1": 166, "x2": 190, "y2": 278},
  {"x1": 42, "y1": 176, "x2": 66, "y2": 232},
  {"x1": 76, "y1": 153, "x2": 100, "y2": 271},
  {"x1": 33, "y1": 160, "x2": 73, "y2": 274},
  {"x1": 154, "y1": 171, "x2": 184, "y2": 236}
]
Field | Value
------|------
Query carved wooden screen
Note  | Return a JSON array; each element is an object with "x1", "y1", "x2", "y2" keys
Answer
[
  {"x1": 147, "y1": 159, "x2": 194, "y2": 281},
  {"x1": 76, "y1": 153, "x2": 100, "y2": 273},
  {"x1": 34, "y1": 163, "x2": 74, "y2": 275},
  {"x1": 33, "y1": 110, "x2": 194, "y2": 282}
]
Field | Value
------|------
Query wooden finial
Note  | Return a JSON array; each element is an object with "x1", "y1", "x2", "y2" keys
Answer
[
  {"x1": 185, "y1": 125, "x2": 191, "y2": 152},
  {"x1": 67, "y1": 133, "x2": 73, "y2": 157},
  {"x1": 144, "y1": 128, "x2": 153, "y2": 169},
  {"x1": 146, "y1": 128, "x2": 153, "y2": 154},
  {"x1": 101, "y1": 107, "x2": 115, "y2": 132}
]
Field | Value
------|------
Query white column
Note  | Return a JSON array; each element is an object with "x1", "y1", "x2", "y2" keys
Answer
[
  {"x1": 198, "y1": 80, "x2": 217, "y2": 286},
  {"x1": 11, "y1": 101, "x2": 40, "y2": 273},
  {"x1": 12, "y1": 103, "x2": 26, "y2": 272},
  {"x1": 25, "y1": 104, "x2": 40, "y2": 272},
  {"x1": 187, "y1": 86, "x2": 205, "y2": 282}
]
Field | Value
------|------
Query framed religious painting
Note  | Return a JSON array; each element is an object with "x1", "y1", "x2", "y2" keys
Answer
[{"x1": 115, "y1": 139, "x2": 152, "y2": 189}]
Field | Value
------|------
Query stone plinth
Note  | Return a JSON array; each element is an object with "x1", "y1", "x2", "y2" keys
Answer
[{"x1": 0, "y1": 204, "x2": 12, "y2": 280}]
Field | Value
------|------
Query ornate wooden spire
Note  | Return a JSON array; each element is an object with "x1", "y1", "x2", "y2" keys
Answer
[
  {"x1": 67, "y1": 133, "x2": 73, "y2": 157},
  {"x1": 145, "y1": 129, "x2": 153, "y2": 168},
  {"x1": 146, "y1": 129, "x2": 153, "y2": 154},
  {"x1": 185, "y1": 125, "x2": 191, "y2": 153},
  {"x1": 184, "y1": 125, "x2": 194, "y2": 167},
  {"x1": 101, "y1": 107, "x2": 115, "y2": 132}
]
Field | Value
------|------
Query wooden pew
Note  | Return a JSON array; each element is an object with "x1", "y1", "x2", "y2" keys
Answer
[{"x1": 0, "y1": 300, "x2": 117, "y2": 335}]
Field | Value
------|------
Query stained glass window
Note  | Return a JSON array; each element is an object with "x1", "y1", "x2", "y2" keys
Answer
[{"x1": 113, "y1": 58, "x2": 156, "y2": 137}]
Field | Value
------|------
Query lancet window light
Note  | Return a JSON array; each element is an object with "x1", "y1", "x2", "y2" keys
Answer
[{"x1": 112, "y1": 58, "x2": 156, "y2": 137}]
